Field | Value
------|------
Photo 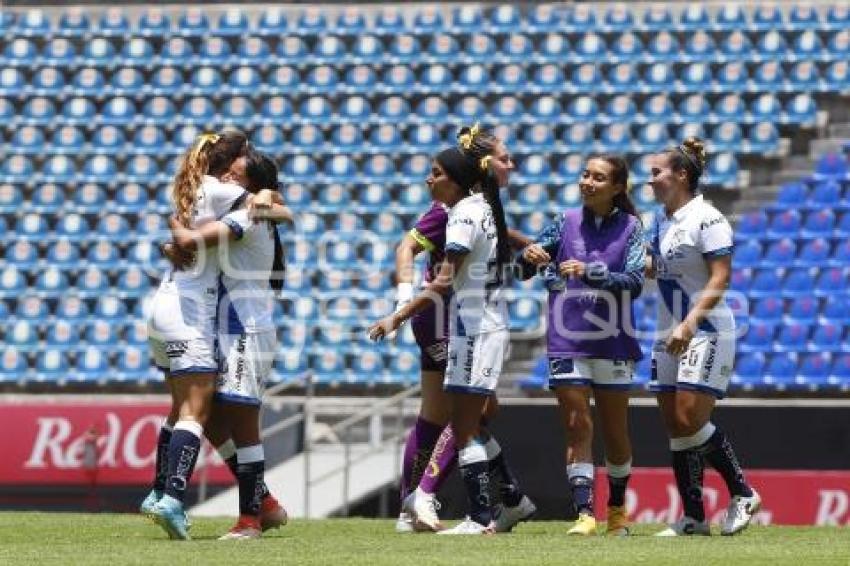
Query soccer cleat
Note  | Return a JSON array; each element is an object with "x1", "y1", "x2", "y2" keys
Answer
[
  {"x1": 219, "y1": 515, "x2": 262, "y2": 540},
  {"x1": 150, "y1": 494, "x2": 191, "y2": 540},
  {"x1": 493, "y1": 495, "x2": 537, "y2": 533},
  {"x1": 436, "y1": 517, "x2": 495, "y2": 535},
  {"x1": 567, "y1": 512, "x2": 597, "y2": 536},
  {"x1": 655, "y1": 516, "x2": 711, "y2": 537},
  {"x1": 259, "y1": 495, "x2": 288, "y2": 532},
  {"x1": 605, "y1": 505, "x2": 630, "y2": 536},
  {"x1": 395, "y1": 512, "x2": 414, "y2": 533},
  {"x1": 721, "y1": 489, "x2": 761, "y2": 536},
  {"x1": 410, "y1": 489, "x2": 443, "y2": 532},
  {"x1": 139, "y1": 489, "x2": 162, "y2": 517}
]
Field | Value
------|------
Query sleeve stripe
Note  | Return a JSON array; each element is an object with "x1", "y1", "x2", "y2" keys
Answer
[
  {"x1": 223, "y1": 218, "x2": 244, "y2": 240},
  {"x1": 445, "y1": 243, "x2": 470, "y2": 254},
  {"x1": 703, "y1": 246, "x2": 734, "y2": 258},
  {"x1": 409, "y1": 228, "x2": 436, "y2": 252}
]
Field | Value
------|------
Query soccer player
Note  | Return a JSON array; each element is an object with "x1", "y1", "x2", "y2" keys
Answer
[
  {"x1": 646, "y1": 138, "x2": 761, "y2": 536},
  {"x1": 518, "y1": 154, "x2": 644, "y2": 536},
  {"x1": 169, "y1": 149, "x2": 291, "y2": 540},
  {"x1": 393, "y1": 125, "x2": 534, "y2": 533},
  {"x1": 370, "y1": 143, "x2": 517, "y2": 535},
  {"x1": 143, "y1": 132, "x2": 284, "y2": 539}
]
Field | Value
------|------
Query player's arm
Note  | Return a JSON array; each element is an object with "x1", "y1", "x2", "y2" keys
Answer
[
  {"x1": 395, "y1": 231, "x2": 428, "y2": 307},
  {"x1": 516, "y1": 214, "x2": 563, "y2": 279},
  {"x1": 507, "y1": 228, "x2": 533, "y2": 250},
  {"x1": 168, "y1": 216, "x2": 238, "y2": 251},
  {"x1": 369, "y1": 250, "x2": 466, "y2": 341},
  {"x1": 247, "y1": 189, "x2": 295, "y2": 224}
]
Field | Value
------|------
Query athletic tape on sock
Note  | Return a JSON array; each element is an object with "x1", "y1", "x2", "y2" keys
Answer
[
  {"x1": 174, "y1": 420, "x2": 203, "y2": 439},
  {"x1": 566, "y1": 462, "x2": 595, "y2": 480},
  {"x1": 217, "y1": 439, "x2": 237, "y2": 460},
  {"x1": 484, "y1": 437, "x2": 502, "y2": 460},
  {"x1": 605, "y1": 459, "x2": 632, "y2": 479},
  {"x1": 670, "y1": 422, "x2": 717, "y2": 451},
  {"x1": 237, "y1": 444, "x2": 265, "y2": 464},
  {"x1": 458, "y1": 440, "x2": 488, "y2": 466}
]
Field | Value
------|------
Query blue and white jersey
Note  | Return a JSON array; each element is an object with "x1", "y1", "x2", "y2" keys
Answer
[
  {"x1": 445, "y1": 193, "x2": 507, "y2": 336},
  {"x1": 218, "y1": 209, "x2": 275, "y2": 334},
  {"x1": 650, "y1": 195, "x2": 735, "y2": 335}
]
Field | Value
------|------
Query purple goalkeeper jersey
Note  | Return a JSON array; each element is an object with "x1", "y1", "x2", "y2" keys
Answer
[{"x1": 410, "y1": 201, "x2": 449, "y2": 282}]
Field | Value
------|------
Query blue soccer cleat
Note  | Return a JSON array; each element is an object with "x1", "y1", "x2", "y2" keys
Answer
[
  {"x1": 139, "y1": 489, "x2": 162, "y2": 517},
  {"x1": 150, "y1": 494, "x2": 191, "y2": 540}
]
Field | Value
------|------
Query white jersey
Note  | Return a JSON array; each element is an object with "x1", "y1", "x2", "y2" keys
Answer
[
  {"x1": 445, "y1": 193, "x2": 507, "y2": 336},
  {"x1": 156, "y1": 176, "x2": 246, "y2": 332},
  {"x1": 218, "y1": 209, "x2": 275, "y2": 334},
  {"x1": 650, "y1": 194, "x2": 735, "y2": 336}
]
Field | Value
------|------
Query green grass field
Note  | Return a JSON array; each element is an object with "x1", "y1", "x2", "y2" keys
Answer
[{"x1": 1, "y1": 513, "x2": 848, "y2": 566}]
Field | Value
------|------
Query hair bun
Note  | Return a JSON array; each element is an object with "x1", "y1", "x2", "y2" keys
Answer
[{"x1": 681, "y1": 136, "x2": 707, "y2": 171}]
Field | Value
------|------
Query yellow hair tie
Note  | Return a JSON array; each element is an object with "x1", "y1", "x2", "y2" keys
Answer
[
  {"x1": 479, "y1": 154, "x2": 493, "y2": 172},
  {"x1": 191, "y1": 132, "x2": 221, "y2": 160},
  {"x1": 458, "y1": 122, "x2": 481, "y2": 150}
]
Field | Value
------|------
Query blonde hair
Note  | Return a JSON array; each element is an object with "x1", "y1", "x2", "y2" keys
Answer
[{"x1": 171, "y1": 133, "x2": 220, "y2": 228}]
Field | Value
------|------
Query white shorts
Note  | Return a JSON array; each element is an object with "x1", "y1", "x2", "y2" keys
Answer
[
  {"x1": 649, "y1": 332, "x2": 735, "y2": 399},
  {"x1": 216, "y1": 330, "x2": 277, "y2": 406},
  {"x1": 445, "y1": 330, "x2": 509, "y2": 395},
  {"x1": 548, "y1": 358, "x2": 635, "y2": 390},
  {"x1": 147, "y1": 286, "x2": 217, "y2": 375}
]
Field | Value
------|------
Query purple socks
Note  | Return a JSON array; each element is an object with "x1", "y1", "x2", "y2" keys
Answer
[
  {"x1": 418, "y1": 425, "x2": 457, "y2": 495},
  {"x1": 400, "y1": 417, "x2": 444, "y2": 500}
]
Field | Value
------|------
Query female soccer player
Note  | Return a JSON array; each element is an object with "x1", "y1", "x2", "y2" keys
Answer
[
  {"x1": 169, "y1": 149, "x2": 291, "y2": 540},
  {"x1": 394, "y1": 125, "x2": 533, "y2": 533},
  {"x1": 646, "y1": 138, "x2": 760, "y2": 536},
  {"x1": 370, "y1": 143, "x2": 516, "y2": 535},
  {"x1": 143, "y1": 132, "x2": 284, "y2": 539},
  {"x1": 519, "y1": 154, "x2": 644, "y2": 536}
]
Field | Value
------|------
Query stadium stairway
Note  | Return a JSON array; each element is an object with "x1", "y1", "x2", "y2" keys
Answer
[{"x1": 191, "y1": 441, "x2": 402, "y2": 519}]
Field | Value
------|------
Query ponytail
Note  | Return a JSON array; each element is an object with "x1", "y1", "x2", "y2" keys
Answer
[
  {"x1": 171, "y1": 133, "x2": 218, "y2": 228},
  {"x1": 479, "y1": 156, "x2": 511, "y2": 269}
]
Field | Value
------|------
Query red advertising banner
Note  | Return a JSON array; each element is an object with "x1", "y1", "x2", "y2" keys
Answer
[
  {"x1": 597, "y1": 467, "x2": 850, "y2": 526},
  {"x1": 0, "y1": 398, "x2": 231, "y2": 486}
]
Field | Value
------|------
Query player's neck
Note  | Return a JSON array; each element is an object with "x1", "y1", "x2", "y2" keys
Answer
[{"x1": 663, "y1": 191, "x2": 695, "y2": 218}]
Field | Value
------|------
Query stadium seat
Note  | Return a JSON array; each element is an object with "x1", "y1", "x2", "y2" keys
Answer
[
  {"x1": 56, "y1": 296, "x2": 90, "y2": 321},
  {"x1": 711, "y1": 123, "x2": 743, "y2": 152},
  {"x1": 565, "y1": 4, "x2": 597, "y2": 32},
  {"x1": 813, "y1": 153, "x2": 848, "y2": 180},
  {"x1": 823, "y1": 296, "x2": 850, "y2": 325},
  {"x1": 764, "y1": 353, "x2": 800, "y2": 389},
  {"x1": 16, "y1": 295, "x2": 49, "y2": 321},
  {"x1": 256, "y1": 8, "x2": 288, "y2": 36},
  {"x1": 45, "y1": 240, "x2": 82, "y2": 270},
  {"x1": 0, "y1": 266, "x2": 27, "y2": 299},
  {"x1": 177, "y1": 8, "x2": 211, "y2": 37},
  {"x1": 789, "y1": 4, "x2": 821, "y2": 30},
  {"x1": 799, "y1": 353, "x2": 833, "y2": 389},
  {"x1": 9, "y1": 320, "x2": 39, "y2": 352},
  {"x1": 811, "y1": 323, "x2": 844, "y2": 353},
  {"x1": 46, "y1": 320, "x2": 80, "y2": 352},
  {"x1": 796, "y1": 238, "x2": 832, "y2": 268},
  {"x1": 787, "y1": 296, "x2": 819, "y2": 324},
  {"x1": 15, "y1": 213, "x2": 49, "y2": 242},
  {"x1": 571, "y1": 64, "x2": 602, "y2": 93},
  {"x1": 36, "y1": 351, "x2": 72, "y2": 384},
  {"x1": 766, "y1": 211, "x2": 802, "y2": 240},
  {"x1": 217, "y1": 8, "x2": 250, "y2": 36},
  {"x1": 751, "y1": 297, "x2": 783, "y2": 323},
  {"x1": 740, "y1": 320, "x2": 775, "y2": 354},
  {"x1": 771, "y1": 182, "x2": 807, "y2": 210},
  {"x1": 683, "y1": 32, "x2": 717, "y2": 62},
  {"x1": 29, "y1": 184, "x2": 65, "y2": 214},
  {"x1": 116, "y1": 347, "x2": 152, "y2": 383},
  {"x1": 719, "y1": 31, "x2": 753, "y2": 61},
  {"x1": 646, "y1": 31, "x2": 680, "y2": 62},
  {"x1": 814, "y1": 268, "x2": 848, "y2": 298},
  {"x1": 753, "y1": 62, "x2": 786, "y2": 92},
  {"x1": 74, "y1": 347, "x2": 110, "y2": 384},
  {"x1": 733, "y1": 353, "x2": 765, "y2": 390},
  {"x1": 34, "y1": 267, "x2": 69, "y2": 298}
]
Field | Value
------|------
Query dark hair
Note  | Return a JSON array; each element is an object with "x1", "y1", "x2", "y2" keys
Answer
[
  {"x1": 244, "y1": 150, "x2": 280, "y2": 194},
  {"x1": 455, "y1": 124, "x2": 511, "y2": 269},
  {"x1": 589, "y1": 153, "x2": 639, "y2": 218},
  {"x1": 663, "y1": 136, "x2": 707, "y2": 193},
  {"x1": 207, "y1": 128, "x2": 250, "y2": 177}
]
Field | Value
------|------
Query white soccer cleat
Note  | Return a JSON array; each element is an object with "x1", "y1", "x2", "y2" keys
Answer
[
  {"x1": 493, "y1": 495, "x2": 536, "y2": 533},
  {"x1": 437, "y1": 517, "x2": 495, "y2": 535},
  {"x1": 395, "y1": 511, "x2": 414, "y2": 533},
  {"x1": 721, "y1": 489, "x2": 761, "y2": 536},
  {"x1": 411, "y1": 489, "x2": 443, "y2": 532},
  {"x1": 655, "y1": 516, "x2": 711, "y2": 537}
]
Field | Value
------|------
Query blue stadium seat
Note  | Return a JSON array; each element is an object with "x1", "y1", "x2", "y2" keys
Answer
[
  {"x1": 717, "y1": 65, "x2": 749, "y2": 93},
  {"x1": 420, "y1": 64, "x2": 454, "y2": 91},
  {"x1": 753, "y1": 62, "x2": 786, "y2": 91},
  {"x1": 719, "y1": 31, "x2": 753, "y2": 60},
  {"x1": 425, "y1": 35, "x2": 458, "y2": 63},
  {"x1": 521, "y1": 124, "x2": 555, "y2": 151},
  {"x1": 0, "y1": 266, "x2": 28, "y2": 297},
  {"x1": 376, "y1": 95, "x2": 411, "y2": 123},
  {"x1": 387, "y1": 350, "x2": 419, "y2": 385},
  {"x1": 90, "y1": 125, "x2": 126, "y2": 155},
  {"x1": 2, "y1": 155, "x2": 36, "y2": 185},
  {"x1": 772, "y1": 182, "x2": 807, "y2": 210},
  {"x1": 413, "y1": 95, "x2": 449, "y2": 123},
  {"x1": 646, "y1": 31, "x2": 680, "y2": 61},
  {"x1": 235, "y1": 37, "x2": 271, "y2": 67},
  {"x1": 643, "y1": 63, "x2": 675, "y2": 91},
  {"x1": 683, "y1": 32, "x2": 717, "y2": 62},
  {"x1": 704, "y1": 153, "x2": 739, "y2": 187},
  {"x1": 20, "y1": 96, "x2": 56, "y2": 126},
  {"x1": 84, "y1": 318, "x2": 119, "y2": 348},
  {"x1": 0, "y1": 184, "x2": 23, "y2": 215},
  {"x1": 138, "y1": 8, "x2": 170, "y2": 36},
  {"x1": 274, "y1": 350, "x2": 308, "y2": 383},
  {"x1": 228, "y1": 66, "x2": 263, "y2": 95},
  {"x1": 36, "y1": 351, "x2": 72, "y2": 383},
  {"x1": 329, "y1": 123, "x2": 363, "y2": 152},
  {"x1": 786, "y1": 296, "x2": 818, "y2": 324},
  {"x1": 258, "y1": 96, "x2": 293, "y2": 124},
  {"x1": 812, "y1": 323, "x2": 844, "y2": 353},
  {"x1": 177, "y1": 8, "x2": 211, "y2": 37},
  {"x1": 299, "y1": 96, "x2": 333, "y2": 124},
  {"x1": 731, "y1": 241, "x2": 762, "y2": 270},
  {"x1": 518, "y1": 155, "x2": 552, "y2": 184},
  {"x1": 783, "y1": 269, "x2": 816, "y2": 299},
  {"x1": 801, "y1": 210, "x2": 836, "y2": 239},
  {"x1": 558, "y1": 154, "x2": 585, "y2": 185},
  {"x1": 740, "y1": 321, "x2": 775, "y2": 354},
  {"x1": 296, "y1": 6, "x2": 328, "y2": 34},
  {"x1": 150, "y1": 67, "x2": 185, "y2": 96},
  {"x1": 82, "y1": 155, "x2": 118, "y2": 184},
  {"x1": 86, "y1": 240, "x2": 122, "y2": 271},
  {"x1": 562, "y1": 123, "x2": 594, "y2": 153},
  {"x1": 368, "y1": 210, "x2": 401, "y2": 236},
  {"x1": 16, "y1": 295, "x2": 49, "y2": 321},
  {"x1": 74, "y1": 347, "x2": 110, "y2": 384},
  {"x1": 502, "y1": 34, "x2": 534, "y2": 60},
  {"x1": 575, "y1": 32, "x2": 607, "y2": 60},
  {"x1": 387, "y1": 34, "x2": 421, "y2": 62},
  {"x1": 94, "y1": 296, "x2": 128, "y2": 321},
  {"x1": 809, "y1": 181, "x2": 843, "y2": 210},
  {"x1": 492, "y1": 96, "x2": 527, "y2": 122},
  {"x1": 733, "y1": 353, "x2": 765, "y2": 389},
  {"x1": 565, "y1": 4, "x2": 597, "y2": 32},
  {"x1": 335, "y1": 7, "x2": 367, "y2": 34},
  {"x1": 344, "y1": 65, "x2": 378, "y2": 93},
  {"x1": 525, "y1": 4, "x2": 560, "y2": 32},
  {"x1": 218, "y1": 8, "x2": 250, "y2": 36},
  {"x1": 310, "y1": 348, "x2": 346, "y2": 384},
  {"x1": 117, "y1": 267, "x2": 150, "y2": 299},
  {"x1": 69, "y1": 66, "x2": 106, "y2": 95},
  {"x1": 538, "y1": 33, "x2": 570, "y2": 61},
  {"x1": 823, "y1": 296, "x2": 850, "y2": 325},
  {"x1": 188, "y1": 67, "x2": 224, "y2": 94},
  {"x1": 363, "y1": 155, "x2": 397, "y2": 182},
  {"x1": 788, "y1": 4, "x2": 821, "y2": 30},
  {"x1": 313, "y1": 37, "x2": 346, "y2": 64},
  {"x1": 30, "y1": 184, "x2": 65, "y2": 215},
  {"x1": 761, "y1": 238, "x2": 796, "y2": 268},
  {"x1": 116, "y1": 347, "x2": 152, "y2": 383},
  {"x1": 7, "y1": 319, "x2": 39, "y2": 353},
  {"x1": 827, "y1": 30, "x2": 850, "y2": 60},
  {"x1": 3, "y1": 38, "x2": 38, "y2": 66},
  {"x1": 565, "y1": 96, "x2": 598, "y2": 123},
  {"x1": 713, "y1": 4, "x2": 747, "y2": 30},
  {"x1": 96, "y1": 214, "x2": 132, "y2": 243},
  {"x1": 748, "y1": 122, "x2": 780, "y2": 154},
  {"x1": 450, "y1": 5, "x2": 483, "y2": 31},
  {"x1": 458, "y1": 64, "x2": 489, "y2": 92},
  {"x1": 56, "y1": 8, "x2": 90, "y2": 37},
  {"x1": 830, "y1": 240, "x2": 850, "y2": 267},
  {"x1": 257, "y1": 8, "x2": 288, "y2": 36},
  {"x1": 793, "y1": 30, "x2": 825, "y2": 60},
  {"x1": 748, "y1": 268, "x2": 782, "y2": 299},
  {"x1": 790, "y1": 61, "x2": 823, "y2": 91},
  {"x1": 398, "y1": 183, "x2": 431, "y2": 211},
  {"x1": 160, "y1": 37, "x2": 193, "y2": 67},
  {"x1": 606, "y1": 64, "x2": 639, "y2": 93},
  {"x1": 813, "y1": 153, "x2": 848, "y2": 180},
  {"x1": 129, "y1": 125, "x2": 168, "y2": 156},
  {"x1": 815, "y1": 268, "x2": 848, "y2": 298},
  {"x1": 15, "y1": 213, "x2": 48, "y2": 242},
  {"x1": 45, "y1": 319, "x2": 79, "y2": 352},
  {"x1": 798, "y1": 353, "x2": 833, "y2": 389},
  {"x1": 489, "y1": 5, "x2": 521, "y2": 32},
  {"x1": 44, "y1": 240, "x2": 81, "y2": 270},
  {"x1": 55, "y1": 295, "x2": 90, "y2": 321},
  {"x1": 599, "y1": 123, "x2": 632, "y2": 153},
  {"x1": 764, "y1": 353, "x2": 800, "y2": 389},
  {"x1": 369, "y1": 124, "x2": 403, "y2": 150},
  {"x1": 711, "y1": 123, "x2": 743, "y2": 152},
  {"x1": 751, "y1": 4, "x2": 784, "y2": 31},
  {"x1": 570, "y1": 63, "x2": 602, "y2": 93},
  {"x1": 751, "y1": 297, "x2": 783, "y2": 323},
  {"x1": 13, "y1": 126, "x2": 46, "y2": 155},
  {"x1": 141, "y1": 96, "x2": 177, "y2": 125},
  {"x1": 796, "y1": 238, "x2": 831, "y2": 268},
  {"x1": 611, "y1": 32, "x2": 645, "y2": 61}
]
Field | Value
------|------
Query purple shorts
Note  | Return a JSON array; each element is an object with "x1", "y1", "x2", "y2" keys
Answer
[{"x1": 410, "y1": 298, "x2": 450, "y2": 372}]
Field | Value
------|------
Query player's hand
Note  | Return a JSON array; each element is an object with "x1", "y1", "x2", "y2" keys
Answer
[
  {"x1": 522, "y1": 244, "x2": 551, "y2": 266},
  {"x1": 645, "y1": 254, "x2": 657, "y2": 279},
  {"x1": 247, "y1": 191, "x2": 274, "y2": 219},
  {"x1": 559, "y1": 259, "x2": 586, "y2": 279},
  {"x1": 666, "y1": 322, "x2": 695, "y2": 356},
  {"x1": 160, "y1": 241, "x2": 194, "y2": 270},
  {"x1": 368, "y1": 314, "x2": 402, "y2": 341}
]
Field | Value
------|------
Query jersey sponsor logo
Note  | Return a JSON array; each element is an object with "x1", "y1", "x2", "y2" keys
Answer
[
  {"x1": 165, "y1": 341, "x2": 188, "y2": 358},
  {"x1": 448, "y1": 217, "x2": 474, "y2": 227},
  {"x1": 700, "y1": 217, "x2": 725, "y2": 230},
  {"x1": 702, "y1": 337, "x2": 719, "y2": 381},
  {"x1": 463, "y1": 337, "x2": 475, "y2": 384}
]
